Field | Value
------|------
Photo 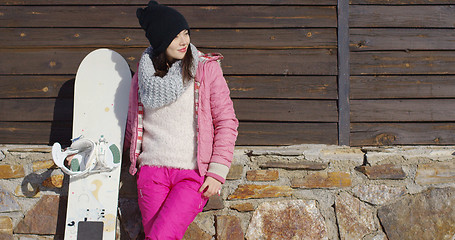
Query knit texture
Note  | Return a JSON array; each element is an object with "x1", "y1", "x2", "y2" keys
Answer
[
  {"x1": 136, "y1": 0, "x2": 190, "y2": 56},
  {"x1": 138, "y1": 43, "x2": 198, "y2": 110},
  {"x1": 138, "y1": 80, "x2": 197, "y2": 170}
]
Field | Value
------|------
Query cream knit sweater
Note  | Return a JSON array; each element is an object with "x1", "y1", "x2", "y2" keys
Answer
[{"x1": 138, "y1": 81, "x2": 197, "y2": 170}]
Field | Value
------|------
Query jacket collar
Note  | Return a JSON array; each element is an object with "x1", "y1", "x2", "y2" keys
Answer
[{"x1": 197, "y1": 51, "x2": 224, "y2": 63}]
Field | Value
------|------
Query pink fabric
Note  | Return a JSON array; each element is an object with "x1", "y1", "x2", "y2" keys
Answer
[
  {"x1": 125, "y1": 70, "x2": 139, "y2": 175},
  {"x1": 124, "y1": 54, "x2": 239, "y2": 183},
  {"x1": 194, "y1": 60, "x2": 238, "y2": 182},
  {"x1": 136, "y1": 166, "x2": 207, "y2": 239}
]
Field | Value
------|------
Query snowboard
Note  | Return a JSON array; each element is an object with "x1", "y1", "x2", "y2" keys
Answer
[{"x1": 64, "y1": 49, "x2": 131, "y2": 240}]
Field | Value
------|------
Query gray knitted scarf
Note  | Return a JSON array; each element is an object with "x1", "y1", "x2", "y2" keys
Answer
[{"x1": 138, "y1": 43, "x2": 199, "y2": 110}]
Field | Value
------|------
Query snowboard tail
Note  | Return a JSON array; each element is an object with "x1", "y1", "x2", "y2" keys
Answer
[{"x1": 77, "y1": 221, "x2": 104, "y2": 240}]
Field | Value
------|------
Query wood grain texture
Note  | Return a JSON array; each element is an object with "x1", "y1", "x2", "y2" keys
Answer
[
  {"x1": 350, "y1": 29, "x2": 455, "y2": 51},
  {"x1": 234, "y1": 99, "x2": 338, "y2": 122},
  {"x1": 350, "y1": 5, "x2": 455, "y2": 28},
  {"x1": 227, "y1": 76, "x2": 337, "y2": 99},
  {"x1": 351, "y1": 51, "x2": 455, "y2": 75},
  {"x1": 0, "y1": 75, "x2": 337, "y2": 99},
  {"x1": 1, "y1": 98, "x2": 338, "y2": 122},
  {"x1": 0, "y1": 98, "x2": 72, "y2": 121},
  {"x1": 350, "y1": 75, "x2": 455, "y2": 99},
  {"x1": 237, "y1": 122, "x2": 338, "y2": 145},
  {"x1": 0, "y1": 48, "x2": 337, "y2": 75},
  {"x1": 351, "y1": 99, "x2": 455, "y2": 122},
  {"x1": 221, "y1": 49, "x2": 337, "y2": 75},
  {"x1": 337, "y1": 0, "x2": 351, "y2": 146},
  {"x1": 0, "y1": 28, "x2": 147, "y2": 48},
  {"x1": 0, "y1": 28, "x2": 337, "y2": 49},
  {"x1": 4, "y1": 1, "x2": 455, "y2": 147},
  {"x1": 350, "y1": 0, "x2": 453, "y2": 4},
  {"x1": 0, "y1": 6, "x2": 336, "y2": 28},
  {"x1": 0, "y1": 0, "x2": 337, "y2": 5},
  {"x1": 351, "y1": 123, "x2": 455, "y2": 146},
  {"x1": 0, "y1": 121, "x2": 72, "y2": 145},
  {"x1": 192, "y1": 28, "x2": 337, "y2": 49},
  {"x1": 0, "y1": 75, "x2": 74, "y2": 98},
  {"x1": 0, "y1": 122, "x2": 338, "y2": 145}
]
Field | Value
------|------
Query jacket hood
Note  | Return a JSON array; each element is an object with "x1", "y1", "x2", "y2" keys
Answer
[{"x1": 197, "y1": 51, "x2": 224, "y2": 63}]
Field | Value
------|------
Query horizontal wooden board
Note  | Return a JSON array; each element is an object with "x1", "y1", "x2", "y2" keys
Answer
[
  {"x1": 180, "y1": 28, "x2": 337, "y2": 49},
  {"x1": 0, "y1": 0, "x2": 337, "y2": 5},
  {"x1": 350, "y1": 75, "x2": 455, "y2": 99},
  {"x1": 8, "y1": 120, "x2": 455, "y2": 146},
  {"x1": 0, "y1": 28, "x2": 147, "y2": 48},
  {"x1": 3, "y1": 0, "x2": 451, "y2": 5},
  {"x1": 212, "y1": 49, "x2": 337, "y2": 75},
  {"x1": 0, "y1": 98, "x2": 338, "y2": 122},
  {"x1": 0, "y1": 75, "x2": 337, "y2": 99},
  {"x1": 234, "y1": 99, "x2": 338, "y2": 122},
  {"x1": 350, "y1": 0, "x2": 454, "y2": 4},
  {"x1": 227, "y1": 76, "x2": 337, "y2": 99},
  {"x1": 0, "y1": 98, "x2": 73, "y2": 121},
  {"x1": 351, "y1": 123, "x2": 455, "y2": 146},
  {"x1": 0, "y1": 48, "x2": 337, "y2": 75},
  {"x1": 0, "y1": 75, "x2": 74, "y2": 98},
  {"x1": 351, "y1": 99, "x2": 455, "y2": 122},
  {"x1": 0, "y1": 6, "x2": 336, "y2": 28},
  {"x1": 237, "y1": 122, "x2": 338, "y2": 145},
  {"x1": 0, "y1": 49, "x2": 88, "y2": 75},
  {"x1": 350, "y1": 5, "x2": 455, "y2": 28},
  {"x1": 0, "y1": 121, "x2": 338, "y2": 145},
  {"x1": 351, "y1": 51, "x2": 455, "y2": 75},
  {"x1": 0, "y1": 28, "x2": 337, "y2": 49},
  {"x1": 0, "y1": 121, "x2": 72, "y2": 145},
  {"x1": 350, "y1": 29, "x2": 455, "y2": 51}
]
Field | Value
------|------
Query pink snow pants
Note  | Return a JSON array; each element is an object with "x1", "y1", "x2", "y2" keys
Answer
[{"x1": 136, "y1": 165, "x2": 208, "y2": 240}]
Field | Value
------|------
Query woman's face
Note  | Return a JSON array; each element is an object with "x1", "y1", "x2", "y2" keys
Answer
[{"x1": 166, "y1": 29, "x2": 190, "y2": 61}]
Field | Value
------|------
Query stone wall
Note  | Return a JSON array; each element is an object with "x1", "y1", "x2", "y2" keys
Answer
[{"x1": 0, "y1": 144, "x2": 454, "y2": 240}]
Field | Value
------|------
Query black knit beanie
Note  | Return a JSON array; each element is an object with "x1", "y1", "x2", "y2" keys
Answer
[{"x1": 137, "y1": 1, "x2": 190, "y2": 57}]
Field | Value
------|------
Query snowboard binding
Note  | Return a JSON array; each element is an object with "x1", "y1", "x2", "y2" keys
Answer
[{"x1": 52, "y1": 135, "x2": 121, "y2": 177}]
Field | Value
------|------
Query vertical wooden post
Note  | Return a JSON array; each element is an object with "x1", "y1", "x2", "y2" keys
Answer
[{"x1": 337, "y1": 0, "x2": 350, "y2": 145}]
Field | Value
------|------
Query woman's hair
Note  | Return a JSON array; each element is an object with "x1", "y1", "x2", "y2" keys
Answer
[{"x1": 152, "y1": 46, "x2": 194, "y2": 82}]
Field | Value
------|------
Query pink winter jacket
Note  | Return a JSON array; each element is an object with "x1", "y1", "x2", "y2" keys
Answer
[{"x1": 124, "y1": 53, "x2": 239, "y2": 183}]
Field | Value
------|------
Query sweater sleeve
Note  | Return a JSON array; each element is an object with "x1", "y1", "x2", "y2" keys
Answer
[{"x1": 206, "y1": 61, "x2": 239, "y2": 183}]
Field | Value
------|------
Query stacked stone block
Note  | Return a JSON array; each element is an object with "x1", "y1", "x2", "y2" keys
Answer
[{"x1": 0, "y1": 144, "x2": 454, "y2": 239}]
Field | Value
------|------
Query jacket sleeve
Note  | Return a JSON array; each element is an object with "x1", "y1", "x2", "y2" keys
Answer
[
  {"x1": 123, "y1": 71, "x2": 139, "y2": 150},
  {"x1": 124, "y1": 71, "x2": 141, "y2": 176},
  {"x1": 205, "y1": 61, "x2": 239, "y2": 183}
]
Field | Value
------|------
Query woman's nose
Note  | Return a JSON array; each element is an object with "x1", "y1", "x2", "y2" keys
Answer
[{"x1": 178, "y1": 35, "x2": 188, "y2": 45}]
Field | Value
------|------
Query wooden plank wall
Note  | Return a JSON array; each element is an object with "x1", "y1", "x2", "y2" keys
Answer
[
  {"x1": 349, "y1": 0, "x2": 455, "y2": 145},
  {"x1": 0, "y1": 0, "x2": 339, "y2": 145},
  {"x1": 2, "y1": 0, "x2": 453, "y2": 146}
]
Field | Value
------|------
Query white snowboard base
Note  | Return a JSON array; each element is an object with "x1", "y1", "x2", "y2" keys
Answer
[{"x1": 65, "y1": 48, "x2": 131, "y2": 240}]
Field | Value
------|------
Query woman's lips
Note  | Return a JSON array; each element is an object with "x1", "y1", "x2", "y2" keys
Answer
[{"x1": 178, "y1": 47, "x2": 187, "y2": 52}]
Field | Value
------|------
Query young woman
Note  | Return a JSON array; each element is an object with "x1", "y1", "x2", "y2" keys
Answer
[{"x1": 124, "y1": 1, "x2": 238, "y2": 239}]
